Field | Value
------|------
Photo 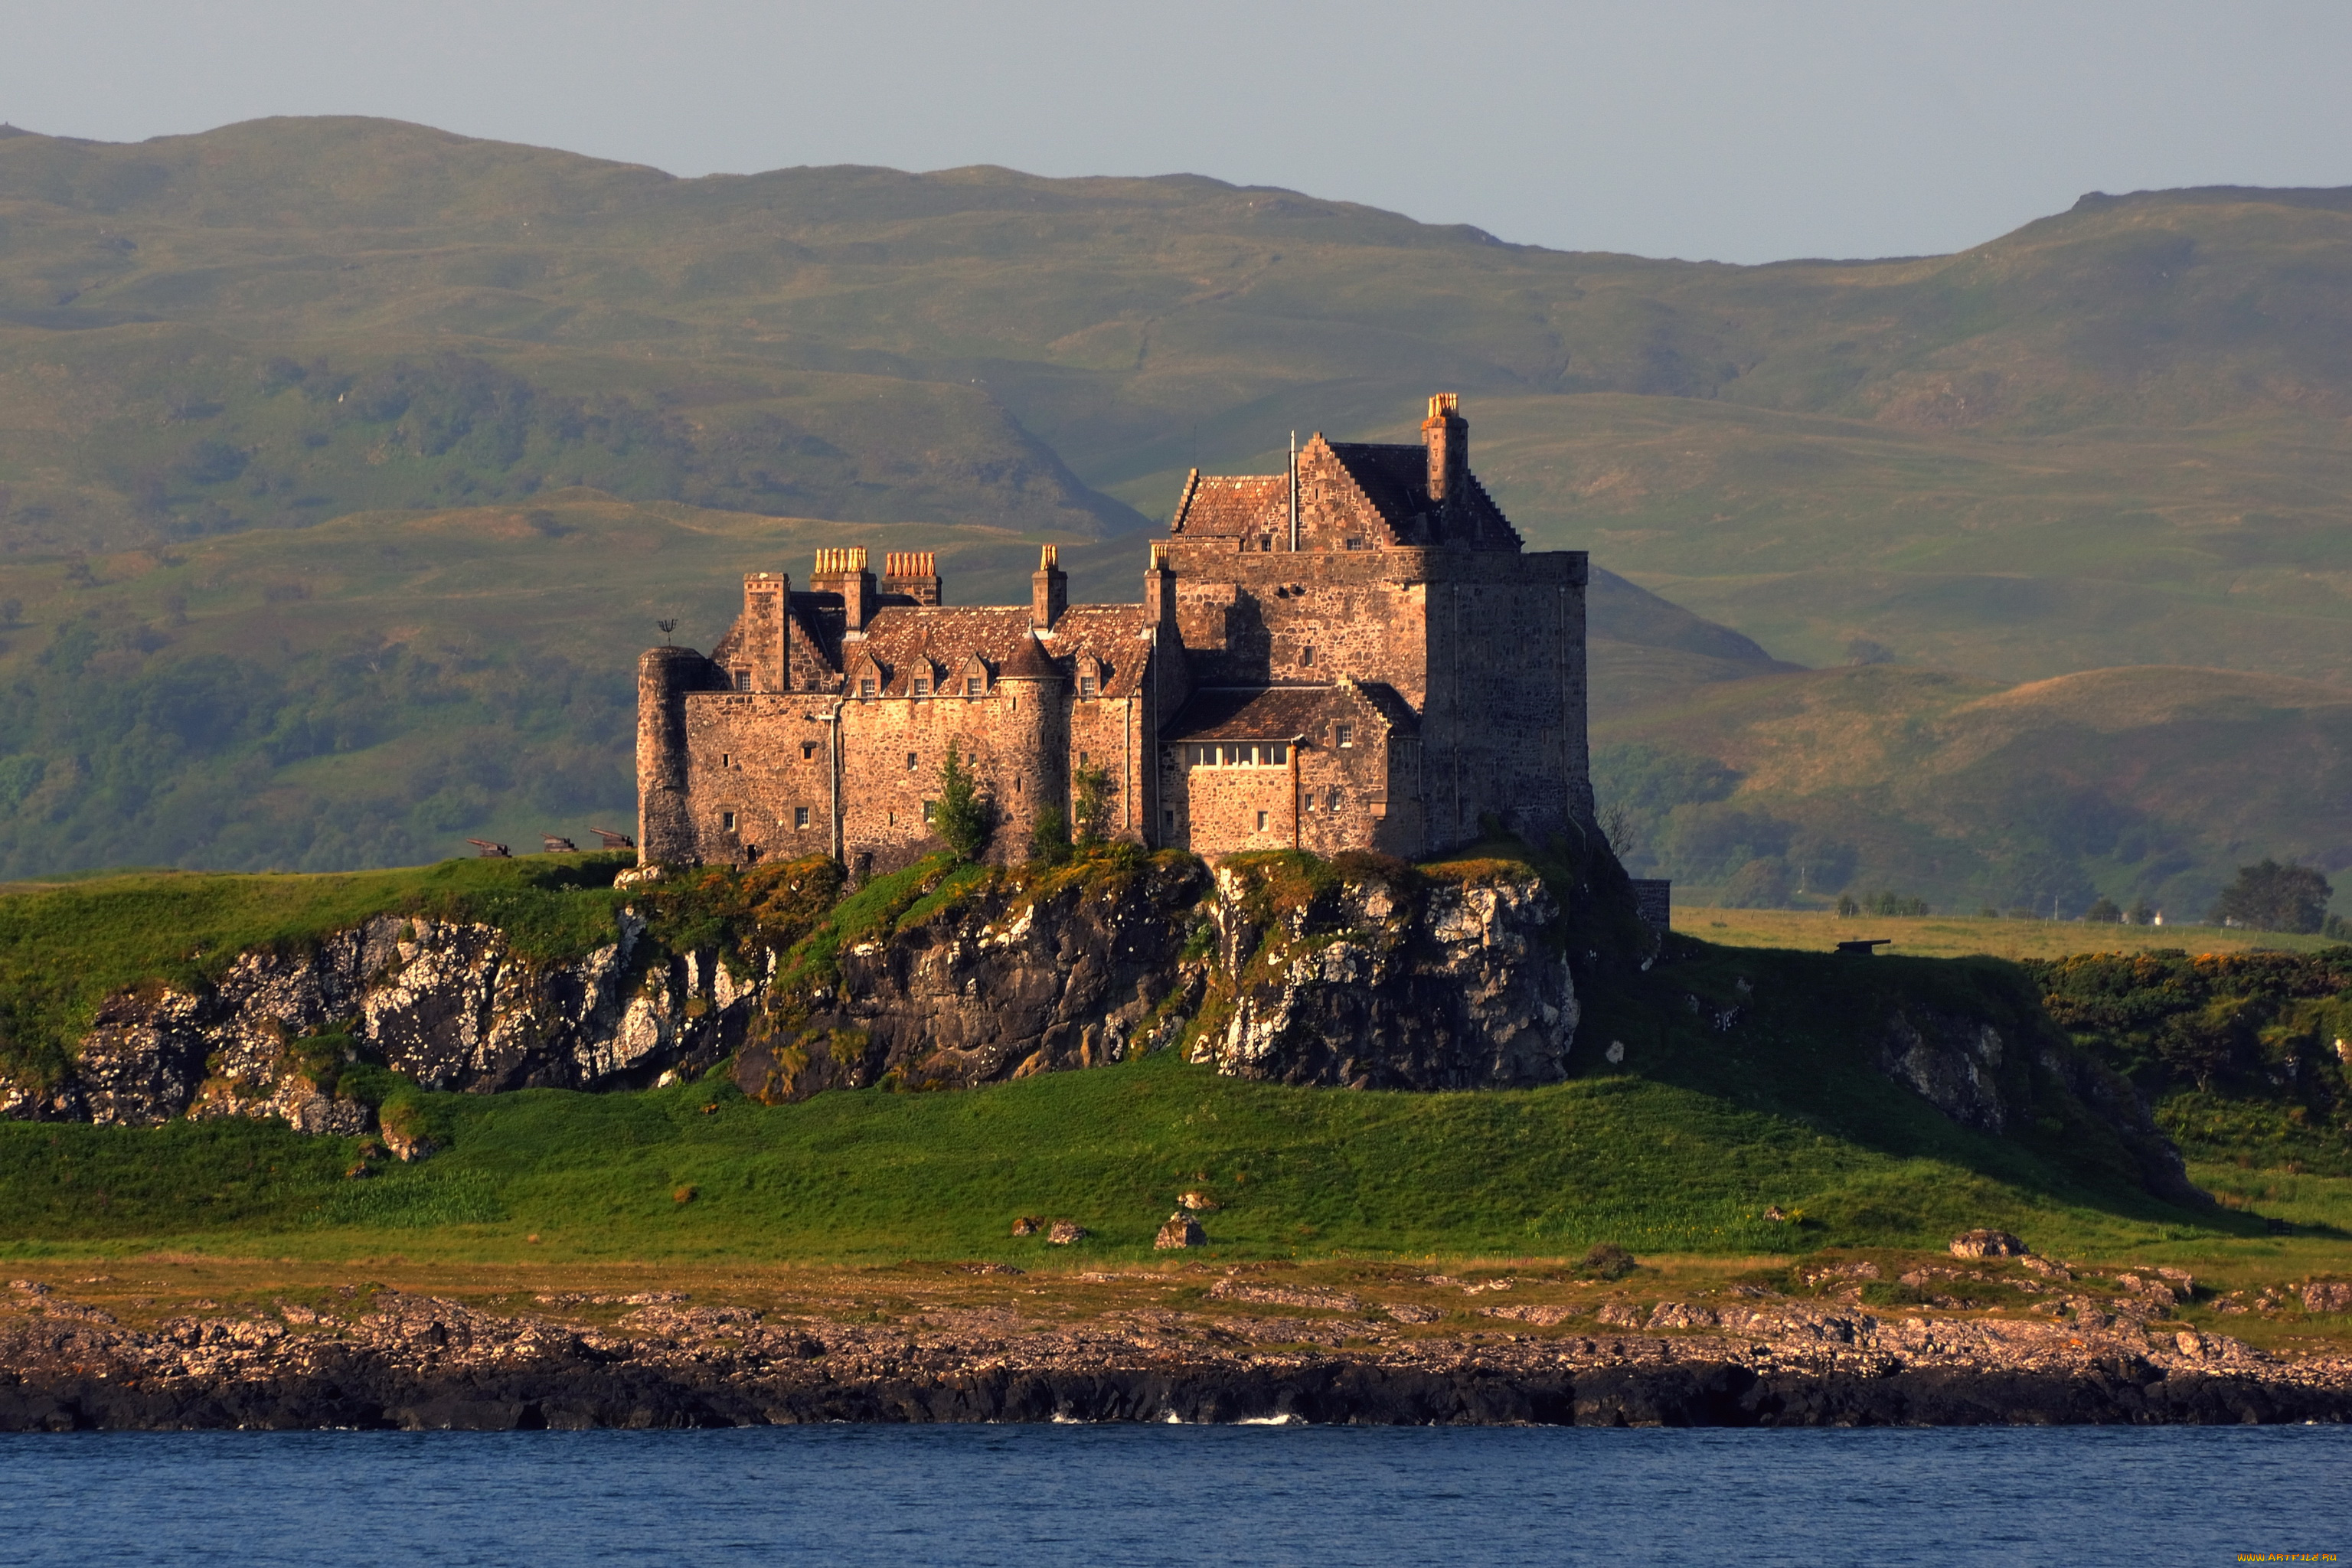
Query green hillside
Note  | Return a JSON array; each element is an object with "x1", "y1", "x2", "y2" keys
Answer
[
  {"x1": 1, "y1": 117, "x2": 2350, "y2": 910},
  {"x1": 1599, "y1": 664, "x2": 2352, "y2": 916},
  {"x1": 0, "y1": 857, "x2": 2250, "y2": 1263}
]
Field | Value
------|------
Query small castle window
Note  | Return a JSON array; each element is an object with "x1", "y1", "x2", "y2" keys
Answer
[
  {"x1": 719, "y1": 752, "x2": 731, "y2": 769},
  {"x1": 733, "y1": 670, "x2": 752, "y2": 691},
  {"x1": 1259, "y1": 534, "x2": 1272, "y2": 552},
  {"x1": 859, "y1": 676, "x2": 877, "y2": 698},
  {"x1": 1256, "y1": 811, "x2": 1269, "y2": 831},
  {"x1": 1164, "y1": 808, "x2": 1176, "y2": 829},
  {"x1": 965, "y1": 677, "x2": 983, "y2": 697},
  {"x1": 923, "y1": 801, "x2": 936, "y2": 823},
  {"x1": 721, "y1": 811, "x2": 737, "y2": 832},
  {"x1": 1076, "y1": 750, "x2": 1088, "y2": 766},
  {"x1": 1344, "y1": 537, "x2": 1364, "y2": 551},
  {"x1": 802, "y1": 741, "x2": 818, "y2": 760},
  {"x1": 913, "y1": 677, "x2": 930, "y2": 697},
  {"x1": 1301, "y1": 645, "x2": 1314, "y2": 667},
  {"x1": 1335, "y1": 724, "x2": 1354, "y2": 747},
  {"x1": 794, "y1": 807, "x2": 809, "y2": 829},
  {"x1": 1328, "y1": 789, "x2": 1341, "y2": 810},
  {"x1": 1079, "y1": 675, "x2": 1097, "y2": 697},
  {"x1": 906, "y1": 751, "x2": 917, "y2": 770},
  {"x1": 1269, "y1": 743, "x2": 1287, "y2": 765}
]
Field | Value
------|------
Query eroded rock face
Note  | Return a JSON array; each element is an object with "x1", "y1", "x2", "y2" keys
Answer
[
  {"x1": 730, "y1": 856, "x2": 1211, "y2": 1102},
  {"x1": 7, "y1": 908, "x2": 712, "y2": 1132},
  {"x1": 1193, "y1": 861, "x2": 1577, "y2": 1089},
  {"x1": 1877, "y1": 1007, "x2": 2010, "y2": 1133}
]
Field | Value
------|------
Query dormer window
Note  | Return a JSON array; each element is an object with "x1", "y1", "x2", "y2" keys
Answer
[
  {"x1": 913, "y1": 677, "x2": 930, "y2": 697},
  {"x1": 859, "y1": 676, "x2": 877, "y2": 698},
  {"x1": 965, "y1": 676, "x2": 983, "y2": 697},
  {"x1": 1076, "y1": 655, "x2": 1102, "y2": 698}
]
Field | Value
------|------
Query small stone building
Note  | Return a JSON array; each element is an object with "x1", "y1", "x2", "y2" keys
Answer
[{"x1": 638, "y1": 395, "x2": 1592, "y2": 871}]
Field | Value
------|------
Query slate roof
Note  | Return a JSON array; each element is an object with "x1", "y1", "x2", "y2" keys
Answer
[
  {"x1": 1168, "y1": 438, "x2": 1521, "y2": 550},
  {"x1": 1168, "y1": 472, "x2": 1287, "y2": 536},
  {"x1": 846, "y1": 604, "x2": 1155, "y2": 697},
  {"x1": 1163, "y1": 681, "x2": 1420, "y2": 743}
]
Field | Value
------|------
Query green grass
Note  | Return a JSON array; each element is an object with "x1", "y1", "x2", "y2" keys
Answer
[
  {"x1": 0, "y1": 1047, "x2": 2242, "y2": 1266},
  {"x1": 1676, "y1": 905, "x2": 2343, "y2": 962},
  {"x1": 0, "y1": 853, "x2": 632, "y2": 1087}
]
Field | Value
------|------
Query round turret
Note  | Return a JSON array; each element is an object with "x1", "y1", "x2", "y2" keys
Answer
[{"x1": 993, "y1": 632, "x2": 1067, "y2": 864}]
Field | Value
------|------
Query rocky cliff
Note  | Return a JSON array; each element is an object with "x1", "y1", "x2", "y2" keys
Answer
[{"x1": 1, "y1": 848, "x2": 1593, "y2": 1135}]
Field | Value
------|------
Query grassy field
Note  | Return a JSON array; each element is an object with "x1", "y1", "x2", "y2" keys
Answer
[
  {"x1": 1674, "y1": 905, "x2": 2342, "y2": 962},
  {"x1": 0, "y1": 1046, "x2": 2251, "y2": 1268}
]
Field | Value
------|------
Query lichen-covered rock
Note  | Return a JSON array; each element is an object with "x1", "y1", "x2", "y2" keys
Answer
[
  {"x1": 1877, "y1": 1008, "x2": 2010, "y2": 1133},
  {"x1": 1191, "y1": 858, "x2": 1577, "y2": 1089},
  {"x1": 1155, "y1": 1212, "x2": 1207, "y2": 1250},
  {"x1": 730, "y1": 854, "x2": 1210, "y2": 1102}
]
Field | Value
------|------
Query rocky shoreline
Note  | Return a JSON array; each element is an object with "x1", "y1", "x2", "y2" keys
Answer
[{"x1": 6, "y1": 1272, "x2": 2347, "y2": 1431}]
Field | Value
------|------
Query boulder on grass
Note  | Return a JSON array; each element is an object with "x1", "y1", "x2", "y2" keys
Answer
[
  {"x1": 1011, "y1": 1216, "x2": 1044, "y2": 1236},
  {"x1": 1949, "y1": 1229, "x2": 2029, "y2": 1259},
  {"x1": 1155, "y1": 1212, "x2": 1207, "y2": 1250},
  {"x1": 1047, "y1": 1221, "x2": 1087, "y2": 1246}
]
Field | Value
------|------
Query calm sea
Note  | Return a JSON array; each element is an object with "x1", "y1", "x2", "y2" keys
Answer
[{"x1": 2, "y1": 1426, "x2": 2343, "y2": 1565}]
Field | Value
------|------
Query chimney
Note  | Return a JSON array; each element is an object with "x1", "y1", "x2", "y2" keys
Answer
[
  {"x1": 882, "y1": 550, "x2": 942, "y2": 606},
  {"x1": 1031, "y1": 544, "x2": 1067, "y2": 632},
  {"x1": 740, "y1": 570, "x2": 789, "y2": 691},
  {"x1": 1143, "y1": 540, "x2": 1176, "y2": 629},
  {"x1": 811, "y1": 546, "x2": 876, "y2": 630},
  {"x1": 1422, "y1": 392, "x2": 1466, "y2": 505}
]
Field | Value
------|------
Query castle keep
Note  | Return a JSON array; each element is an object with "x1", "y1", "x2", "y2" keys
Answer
[{"x1": 637, "y1": 395, "x2": 1592, "y2": 871}]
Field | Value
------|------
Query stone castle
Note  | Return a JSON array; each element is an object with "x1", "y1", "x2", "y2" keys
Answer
[{"x1": 636, "y1": 394, "x2": 1592, "y2": 871}]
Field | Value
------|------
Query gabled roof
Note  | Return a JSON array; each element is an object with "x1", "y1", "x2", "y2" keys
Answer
[
  {"x1": 1163, "y1": 681, "x2": 1420, "y2": 743},
  {"x1": 851, "y1": 604, "x2": 1155, "y2": 697},
  {"x1": 1319, "y1": 440, "x2": 1521, "y2": 550},
  {"x1": 1169, "y1": 472, "x2": 1287, "y2": 536},
  {"x1": 1166, "y1": 438, "x2": 1521, "y2": 551}
]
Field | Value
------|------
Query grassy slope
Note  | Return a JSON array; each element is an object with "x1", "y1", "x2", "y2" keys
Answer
[
  {"x1": 0, "y1": 853, "x2": 2331, "y2": 1277},
  {"x1": 1674, "y1": 906, "x2": 2344, "y2": 962},
  {"x1": 0, "y1": 1024, "x2": 2229, "y2": 1267}
]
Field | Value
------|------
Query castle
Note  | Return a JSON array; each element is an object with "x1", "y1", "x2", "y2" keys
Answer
[{"x1": 636, "y1": 395, "x2": 1592, "y2": 872}]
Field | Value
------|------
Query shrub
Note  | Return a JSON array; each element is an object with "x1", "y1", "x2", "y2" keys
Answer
[
  {"x1": 933, "y1": 742, "x2": 989, "y2": 863},
  {"x1": 2086, "y1": 897, "x2": 2122, "y2": 923},
  {"x1": 1579, "y1": 1243, "x2": 1637, "y2": 1280},
  {"x1": 1072, "y1": 763, "x2": 1114, "y2": 844},
  {"x1": 1028, "y1": 805, "x2": 1070, "y2": 866}
]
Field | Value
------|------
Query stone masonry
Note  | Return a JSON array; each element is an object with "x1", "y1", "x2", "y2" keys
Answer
[{"x1": 637, "y1": 395, "x2": 1592, "y2": 871}]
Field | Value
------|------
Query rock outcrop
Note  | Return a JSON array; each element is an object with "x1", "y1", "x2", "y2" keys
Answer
[{"x1": 1192, "y1": 856, "x2": 1577, "y2": 1089}]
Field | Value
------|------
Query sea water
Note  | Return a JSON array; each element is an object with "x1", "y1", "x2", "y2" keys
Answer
[{"x1": 2, "y1": 1425, "x2": 2343, "y2": 1565}]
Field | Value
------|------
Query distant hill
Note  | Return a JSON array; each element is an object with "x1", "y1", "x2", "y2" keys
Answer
[
  {"x1": 1, "y1": 116, "x2": 2349, "y2": 910},
  {"x1": 1596, "y1": 664, "x2": 2352, "y2": 916}
]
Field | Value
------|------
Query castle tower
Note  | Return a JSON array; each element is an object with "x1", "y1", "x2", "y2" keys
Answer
[
  {"x1": 1031, "y1": 544, "x2": 1067, "y2": 631},
  {"x1": 637, "y1": 645, "x2": 712, "y2": 864},
  {"x1": 1422, "y1": 392, "x2": 1466, "y2": 505},
  {"x1": 993, "y1": 629, "x2": 1067, "y2": 862}
]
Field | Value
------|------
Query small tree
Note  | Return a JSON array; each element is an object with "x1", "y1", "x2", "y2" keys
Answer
[
  {"x1": 1071, "y1": 763, "x2": 1114, "y2": 845},
  {"x1": 2209, "y1": 859, "x2": 2331, "y2": 934},
  {"x1": 2127, "y1": 898, "x2": 2156, "y2": 926},
  {"x1": 1029, "y1": 804, "x2": 1070, "y2": 865},
  {"x1": 933, "y1": 742, "x2": 989, "y2": 863},
  {"x1": 2086, "y1": 896, "x2": 2122, "y2": 923}
]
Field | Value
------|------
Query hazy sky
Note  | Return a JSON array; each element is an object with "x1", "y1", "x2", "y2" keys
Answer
[{"x1": 8, "y1": 0, "x2": 2350, "y2": 263}]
